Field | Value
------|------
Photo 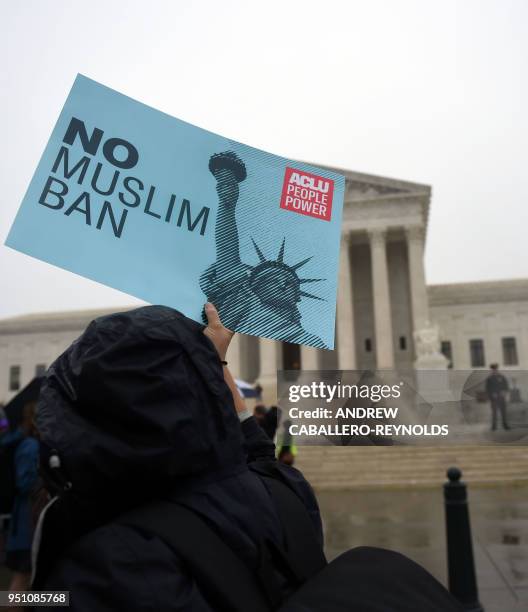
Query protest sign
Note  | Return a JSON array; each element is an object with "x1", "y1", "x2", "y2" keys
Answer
[{"x1": 5, "y1": 75, "x2": 345, "y2": 348}]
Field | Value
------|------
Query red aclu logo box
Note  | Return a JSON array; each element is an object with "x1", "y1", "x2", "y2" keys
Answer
[{"x1": 279, "y1": 167, "x2": 334, "y2": 222}]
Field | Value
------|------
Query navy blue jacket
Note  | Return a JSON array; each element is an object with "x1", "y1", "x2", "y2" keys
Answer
[{"x1": 1, "y1": 429, "x2": 39, "y2": 552}]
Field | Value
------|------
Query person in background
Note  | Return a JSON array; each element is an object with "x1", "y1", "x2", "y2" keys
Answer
[
  {"x1": 1, "y1": 403, "x2": 39, "y2": 594},
  {"x1": 263, "y1": 405, "x2": 281, "y2": 440},
  {"x1": 0, "y1": 415, "x2": 9, "y2": 434},
  {"x1": 254, "y1": 382, "x2": 263, "y2": 402},
  {"x1": 277, "y1": 418, "x2": 297, "y2": 466},
  {"x1": 253, "y1": 404, "x2": 267, "y2": 428},
  {"x1": 485, "y1": 363, "x2": 510, "y2": 431},
  {"x1": 252, "y1": 404, "x2": 281, "y2": 441},
  {"x1": 278, "y1": 447, "x2": 295, "y2": 466}
]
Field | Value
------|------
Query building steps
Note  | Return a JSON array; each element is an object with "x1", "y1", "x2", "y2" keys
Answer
[{"x1": 293, "y1": 445, "x2": 528, "y2": 489}]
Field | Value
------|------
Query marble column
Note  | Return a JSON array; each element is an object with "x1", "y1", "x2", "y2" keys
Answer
[
  {"x1": 406, "y1": 225, "x2": 429, "y2": 332},
  {"x1": 301, "y1": 345, "x2": 319, "y2": 370},
  {"x1": 337, "y1": 232, "x2": 356, "y2": 369},
  {"x1": 259, "y1": 337, "x2": 280, "y2": 404},
  {"x1": 368, "y1": 229, "x2": 394, "y2": 368}
]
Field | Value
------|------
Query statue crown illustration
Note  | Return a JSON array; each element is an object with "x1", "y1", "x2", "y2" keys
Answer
[{"x1": 248, "y1": 237, "x2": 325, "y2": 306}]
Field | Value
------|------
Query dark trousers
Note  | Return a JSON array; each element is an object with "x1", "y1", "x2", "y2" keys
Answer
[{"x1": 490, "y1": 395, "x2": 509, "y2": 430}]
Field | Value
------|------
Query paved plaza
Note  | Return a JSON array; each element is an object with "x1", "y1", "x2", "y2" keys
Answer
[{"x1": 319, "y1": 483, "x2": 528, "y2": 611}]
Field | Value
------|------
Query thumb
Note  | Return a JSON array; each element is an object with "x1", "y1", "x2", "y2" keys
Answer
[{"x1": 204, "y1": 302, "x2": 222, "y2": 328}]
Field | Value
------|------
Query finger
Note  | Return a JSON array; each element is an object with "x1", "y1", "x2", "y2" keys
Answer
[{"x1": 204, "y1": 302, "x2": 222, "y2": 328}]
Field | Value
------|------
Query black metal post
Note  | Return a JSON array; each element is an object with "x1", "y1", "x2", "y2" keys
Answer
[{"x1": 444, "y1": 467, "x2": 484, "y2": 612}]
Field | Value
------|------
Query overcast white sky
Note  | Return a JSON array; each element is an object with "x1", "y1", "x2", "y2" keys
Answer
[{"x1": 1, "y1": 0, "x2": 526, "y2": 319}]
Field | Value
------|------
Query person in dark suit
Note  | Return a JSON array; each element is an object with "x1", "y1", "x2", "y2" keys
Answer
[{"x1": 485, "y1": 364, "x2": 510, "y2": 431}]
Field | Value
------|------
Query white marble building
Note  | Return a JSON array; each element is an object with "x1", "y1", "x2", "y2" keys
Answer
[
  {"x1": 1, "y1": 168, "x2": 527, "y2": 405},
  {"x1": 429, "y1": 279, "x2": 528, "y2": 371}
]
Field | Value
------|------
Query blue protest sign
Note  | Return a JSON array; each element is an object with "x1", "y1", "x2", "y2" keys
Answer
[{"x1": 5, "y1": 75, "x2": 344, "y2": 348}]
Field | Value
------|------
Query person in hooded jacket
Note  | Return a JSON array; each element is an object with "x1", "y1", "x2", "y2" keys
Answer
[
  {"x1": 30, "y1": 302, "x2": 466, "y2": 612},
  {"x1": 30, "y1": 303, "x2": 323, "y2": 611}
]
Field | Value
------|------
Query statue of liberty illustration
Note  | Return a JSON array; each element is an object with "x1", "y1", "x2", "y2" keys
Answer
[{"x1": 200, "y1": 151, "x2": 328, "y2": 348}]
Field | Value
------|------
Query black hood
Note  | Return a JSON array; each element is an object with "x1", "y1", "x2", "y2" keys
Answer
[{"x1": 36, "y1": 306, "x2": 245, "y2": 507}]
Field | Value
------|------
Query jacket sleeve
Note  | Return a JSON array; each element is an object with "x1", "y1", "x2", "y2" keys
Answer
[
  {"x1": 15, "y1": 437, "x2": 39, "y2": 495},
  {"x1": 241, "y1": 417, "x2": 324, "y2": 547},
  {"x1": 42, "y1": 523, "x2": 213, "y2": 612},
  {"x1": 241, "y1": 418, "x2": 323, "y2": 545},
  {"x1": 241, "y1": 415, "x2": 276, "y2": 462},
  {"x1": 276, "y1": 462, "x2": 324, "y2": 547}
]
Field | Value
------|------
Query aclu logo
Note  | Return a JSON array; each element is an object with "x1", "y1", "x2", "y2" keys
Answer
[{"x1": 279, "y1": 167, "x2": 334, "y2": 222}]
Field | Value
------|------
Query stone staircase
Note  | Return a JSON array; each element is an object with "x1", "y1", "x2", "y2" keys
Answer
[{"x1": 294, "y1": 445, "x2": 528, "y2": 489}]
